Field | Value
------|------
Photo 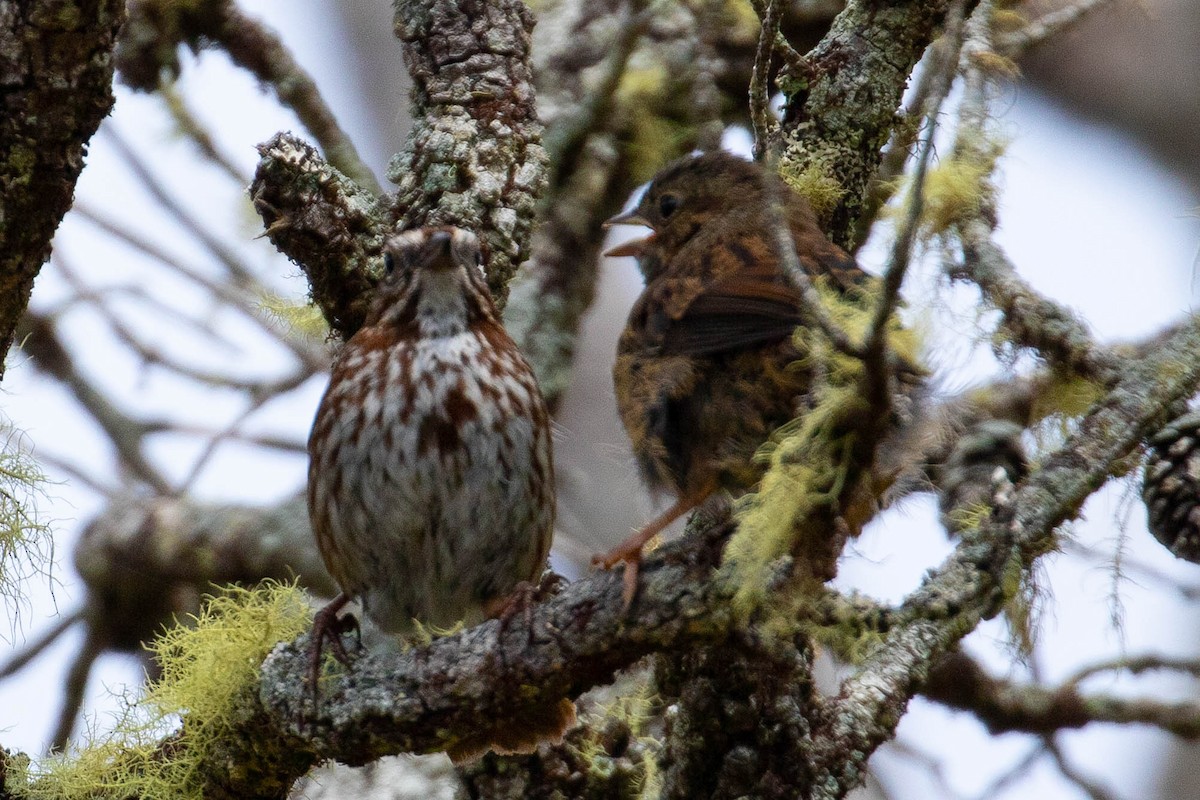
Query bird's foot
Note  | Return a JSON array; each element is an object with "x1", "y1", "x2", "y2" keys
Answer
[{"x1": 305, "y1": 594, "x2": 359, "y2": 719}]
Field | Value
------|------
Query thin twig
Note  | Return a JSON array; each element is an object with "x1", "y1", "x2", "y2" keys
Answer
[
  {"x1": 49, "y1": 630, "x2": 104, "y2": 753},
  {"x1": 750, "y1": 0, "x2": 780, "y2": 160},
  {"x1": 763, "y1": 190, "x2": 867, "y2": 360},
  {"x1": 0, "y1": 608, "x2": 83, "y2": 679},
  {"x1": 159, "y1": 80, "x2": 248, "y2": 185},
  {"x1": 1043, "y1": 736, "x2": 1120, "y2": 800},
  {"x1": 103, "y1": 127, "x2": 260, "y2": 287},
  {"x1": 999, "y1": 0, "x2": 1117, "y2": 57},
  {"x1": 71, "y1": 203, "x2": 328, "y2": 372},
  {"x1": 1066, "y1": 655, "x2": 1200, "y2": 688},
  {"x1": 211, "y1": 3, "x2": 381, "y2": 194},
  {"x1": 16, "y1": 313, "x2": 173, "y2": 495}
]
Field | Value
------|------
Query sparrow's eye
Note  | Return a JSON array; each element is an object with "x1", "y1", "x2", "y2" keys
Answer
[
  {"x1": 383, "y1": 252, "x2": 396, "y2": 275},
  {"x1": 658, "y1": 194, "x2": 679, "y2": 218}
]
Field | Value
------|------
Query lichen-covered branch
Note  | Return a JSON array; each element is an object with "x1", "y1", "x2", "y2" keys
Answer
[
  {"x1": 251, "y1": 134, "x2": 393, "y2": 341},
  {"x1": 779, "y1": 0, "x2": 980, "y2": 246},
  {"x1": 389, "y1": 0, "x2": 548, "y2": 309},
  {"x1": 952, "y1": 223, "x2": 1121, "y2": 381},
  {"x1": 798, "y1": 312, "x2": 1200, "y2": 797},
  {"x1": 945, "y1": 2, "x2": 1120, "y2": 383},
  {"x1": 0, "y1": 0, "x2": 125, "y2": 379}
]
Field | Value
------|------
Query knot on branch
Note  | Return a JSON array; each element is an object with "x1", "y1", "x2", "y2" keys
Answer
[{"x1": 251, "y1": 132, "x2": 393, "y2": 340}]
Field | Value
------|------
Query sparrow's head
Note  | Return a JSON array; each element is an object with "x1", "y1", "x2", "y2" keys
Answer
[{"x1": 367, "y1": 227, "x2": 498, "y2": 337}]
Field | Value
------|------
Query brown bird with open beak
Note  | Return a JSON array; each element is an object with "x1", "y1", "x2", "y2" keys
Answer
[{"x1": 596, "y1": 151, "x2": 887, "y2": 602}]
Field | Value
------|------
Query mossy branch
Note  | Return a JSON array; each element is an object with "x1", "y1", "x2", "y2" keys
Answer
[
  {"x1": 250, "y1": 134, "x2": 393, "y2": 342},
  {"x1": 778, "y1": 0, "x2": 980, "y2": 246}
]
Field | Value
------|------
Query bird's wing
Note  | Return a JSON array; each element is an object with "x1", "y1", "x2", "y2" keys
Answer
[{"x1": 659, "y1": 273, "x2": 804, "y2": 356}]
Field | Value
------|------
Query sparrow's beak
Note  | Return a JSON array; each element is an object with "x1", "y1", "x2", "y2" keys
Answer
[
  {"x1": 603, "y1": 208, "x2": 651, "y2": 229},
  {"x1": 422, "y1": 229, "x2": 457, "y2": 271},
  {"x1": 603, "y1": 234, "x2": 654, "y2": 258}
]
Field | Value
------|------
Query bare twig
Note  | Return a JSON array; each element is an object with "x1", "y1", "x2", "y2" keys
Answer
[
  {"x1": 159, "y1": 81, "x2": 248, "y2": 185},
  {"x1": 104, "y1": 128, "x2": 260, "y2": 288},
  {"x1": 0, "y1": 609, "x2": 83, "y2": 680},
  {"x1": 764, "y1": 189, "x2": 867, "y2": 360},
  {"x1": 117, "y1": 0, "x2": 380, "y2": 194},
  {"x1": 15, "y1": 313, "x2": 173, "y2": 495},
  {"x1": 1044, "y1": 736, "x2": 1120, "y2": 800},
  {"x1": 999, "y1": 0, "x2": 1118, "y2": 57},
  {"x1": 750, "y1": 0, "x2": 781, "y2": 160}
]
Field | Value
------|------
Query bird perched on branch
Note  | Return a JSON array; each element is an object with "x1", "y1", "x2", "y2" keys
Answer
[
  {"x1": 598, "y1": 151, "x2": 921, "y2": 600},
  {"x1": 306, "y1": 226, "x2": 572, "y2": 760}
]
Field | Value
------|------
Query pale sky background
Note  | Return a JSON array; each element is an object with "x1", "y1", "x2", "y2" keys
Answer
[{"x1": 2, "y1": 4, "x2": 1200, "y2": 799}]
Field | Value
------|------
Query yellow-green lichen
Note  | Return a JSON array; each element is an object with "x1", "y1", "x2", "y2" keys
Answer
[
  {"x1": 901, "y1": 136, "x2": 1005, "y2": 237},
  {"x1": 779, "y1": 159, "x2": 847, "y2": 223},
  {"x1": 0, "y1": 423, "x2": 54, "y2": 618},
  {"x1": 615, "y1": 66, "x2": 691, "y2": 184},
  {"x1": 969, "y1": 50, "x2": 1021, "y2": 80},
  {"x1": 11, "y1": 582, "x2": 311, "y2": 800},
  {"x1": 721, "y1": 280, "x2": 925, "y2": 616},
  {"x1": 257, "y1": 292, "x2": 329, "y2": 341},
  {"x1": 991, "y1": 9, "x2": 1026, "y2": 33},
  {"x1": 575, "y1": 678, "x2": 662, "y2": 799}
]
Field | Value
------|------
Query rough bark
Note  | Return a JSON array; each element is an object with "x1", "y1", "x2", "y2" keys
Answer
[
  {"x1": 780, "y1": 0, "x2": 979, "y2": 246},
  {"x1": 388, "y1": 0, "x2": 547, "y2": 310},
  {"x1": 0, "y1": 0, "x2": 125, "y2": 379}
]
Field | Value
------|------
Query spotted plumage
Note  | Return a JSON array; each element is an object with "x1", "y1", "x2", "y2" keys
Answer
[{"x1": 307, "y1": 226, "x2": 554, "y2": 634}]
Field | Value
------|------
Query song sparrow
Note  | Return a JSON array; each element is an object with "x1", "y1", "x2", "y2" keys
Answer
[
  {"x1": 598, "y1": 151, "x2": 911, "y2": 597},
  {"x1": 307, "y1": 227, "x2": 570, "y2": 757}
]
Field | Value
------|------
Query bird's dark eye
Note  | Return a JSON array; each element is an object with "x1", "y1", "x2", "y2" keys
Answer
[
  {"x1": 383, "y1": 252, "x2": 395, "y2": 275},
  {"x1": 658, "y1": 194, "x2": 679, "y2": 218}
]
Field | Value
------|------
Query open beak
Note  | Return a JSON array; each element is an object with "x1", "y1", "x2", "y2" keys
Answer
[
  {"x1": 604, "y1": 235, "x2": 654, "y2": 258},
  {"x1": 603, "y1": 207, "x2": 655, "y2": 257},
  {"x1": 603, "y1": 208, "x2": 651, "y2": 229}
]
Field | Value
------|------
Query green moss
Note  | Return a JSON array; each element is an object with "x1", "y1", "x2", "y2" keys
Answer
[{"x1": 12, "y1": 582, "x2": 311, "y2": 800}]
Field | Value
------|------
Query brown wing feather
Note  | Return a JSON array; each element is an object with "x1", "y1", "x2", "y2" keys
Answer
[{"x1": 660, "y1": 276, "x2": 803, "y2": 356}]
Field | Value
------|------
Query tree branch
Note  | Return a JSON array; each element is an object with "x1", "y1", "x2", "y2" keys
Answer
[
  {"x1": 389, "y1": 0, "x2": 547, "y2": 310},
  {"x1": 117, "y1": 0, "x2": 381, "y2": 193},
  {"x1": 0, "y1": 0, "x2": 125, "y2": 380},
  {"x1": 779, "y1": 0, "x2": 980, "y2": 246}
]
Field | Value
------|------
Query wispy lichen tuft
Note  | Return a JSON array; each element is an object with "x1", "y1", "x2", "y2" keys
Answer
[
  {"x1": 722, "y1": 280, "x2": 923, "y2": 615},
  {"x1": 257, "y1": 292, "x2": 330, "y2": 341},
  {"x1": 0, "y1": 421, "x2": 55, "y2": 634},
  {"x1": 10, "y1": 582, "x2": 311, "y2": 800}
]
